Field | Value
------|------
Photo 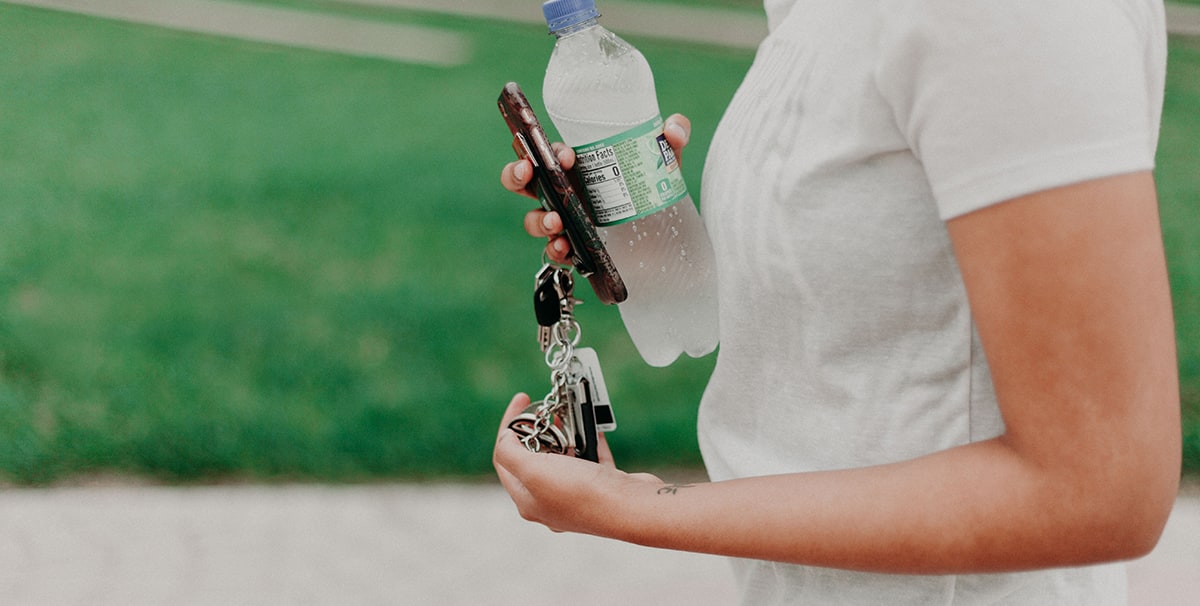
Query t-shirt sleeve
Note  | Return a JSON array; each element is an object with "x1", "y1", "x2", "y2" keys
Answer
[{"x1": 875, "y1": 0, "x2": 1166, "y2": 220}]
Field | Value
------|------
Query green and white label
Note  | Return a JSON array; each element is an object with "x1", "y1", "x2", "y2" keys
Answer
[{"x1": 572, "y1": 116, "x2": 689, "y2": 226}]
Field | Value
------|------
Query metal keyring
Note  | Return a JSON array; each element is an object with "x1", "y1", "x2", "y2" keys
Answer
[{"x1": 545, "y1": 336, "x2": 575, "y2": 370}]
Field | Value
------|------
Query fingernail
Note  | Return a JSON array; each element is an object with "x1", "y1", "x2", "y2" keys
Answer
[
  {"x1": 552, "y1": 238, "x2": 567, "y2": 253},
  {"x1": 514, "y1": 162, "x2": 529, "y2": 181},
  {"x1": 542, "y1": 214, "x2": 555, "y2": 231},
  {"x1": 666, "y1": 122, "x2": 689, "y2": 146}
]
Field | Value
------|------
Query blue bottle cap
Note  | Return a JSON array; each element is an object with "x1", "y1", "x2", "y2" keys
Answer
[{"x1": 543, "y1": 0, "x2": 600, "y2": 32}]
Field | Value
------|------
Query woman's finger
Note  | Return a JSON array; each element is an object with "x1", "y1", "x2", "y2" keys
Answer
[
  {"x1": 596, "y1": 433, "x2": 615, "y2": 468},
  {"x1": 663, "y1": 113, "x2": 691, "y2": 165},
  {"x1": 501, "y1": 159, "x2": 536, "y2": 199},
  {"x1": 524, "y1": 209, "x2": 563, "y2": 239},
  {"x1": 551, "y1": 143, "x2": 576, "y2": 171},
  {"x1": 522, "y1": 210, "x2": 572, "y2": 263},
  {"x1": 497, "y1": 393, "x2": 532, "y2": 440},
  {"x1": 545, "y1": 237, "x2": 572, "y2": 264}
]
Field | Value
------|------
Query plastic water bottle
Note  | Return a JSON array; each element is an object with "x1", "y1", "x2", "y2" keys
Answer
[{"x1": 541, "y1": 0, "x2": 719, "y2": 367}]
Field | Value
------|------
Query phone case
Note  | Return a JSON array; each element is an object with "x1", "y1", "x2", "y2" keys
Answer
[{"x1": 498, "y1": 82, "x2": 627, "y2": 305}]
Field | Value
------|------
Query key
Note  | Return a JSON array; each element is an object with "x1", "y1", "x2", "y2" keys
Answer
[
  {"x1": 534, "y1": 264, "x2": 562, "y2": 327},
  {"x1": 534, "y1": 264, "x2": 578, "y2": 351},
  {"x1": 534, "y1": 265, "x2": 563, "y2": 350}
]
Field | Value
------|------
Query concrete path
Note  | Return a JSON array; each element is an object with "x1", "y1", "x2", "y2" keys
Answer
[
  {"x1": 0, "y1": 481, "x2": 1196, "y2": 605},
  {"x1": 0, "y1": 482, "x2": 737, "y2": 605}
]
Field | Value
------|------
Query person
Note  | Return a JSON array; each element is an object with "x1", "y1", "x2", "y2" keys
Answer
[{"x1": 494, "y1": 0, "x2": 1181, "y2": 603}]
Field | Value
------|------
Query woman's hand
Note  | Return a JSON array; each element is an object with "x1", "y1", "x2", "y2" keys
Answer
[
  {"x1": 493, "y1": 393, "x2": 665, "y2": 536},
  {"x1": 499, "y1": 114, "x2": 693, "y2": 264}
]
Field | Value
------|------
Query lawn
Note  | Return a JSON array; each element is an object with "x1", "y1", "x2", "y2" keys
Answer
[
  {"x1": 0, "y1": 1, "x2": 748, "y2": 483},
  {"x1": 1160, "y1": 33, "x2": 1200, "y2": 473},
  {"x1": 0, "y1": 1, "x2": 1195, "y2": 484}
]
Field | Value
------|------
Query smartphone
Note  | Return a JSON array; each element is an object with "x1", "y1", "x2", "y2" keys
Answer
[{"x1": 498, "y1": 82, "x2": 627, "y2": 305}]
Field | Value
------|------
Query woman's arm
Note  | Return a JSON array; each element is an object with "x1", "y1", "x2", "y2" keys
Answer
[{"x1": 493, "y1": 170, "x2": 1180, "y2": 574}]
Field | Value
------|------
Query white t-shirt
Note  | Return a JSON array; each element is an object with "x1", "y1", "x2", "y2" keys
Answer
[{"x1": 697, "y1": 0, "x2": 1166, "y2": 603}]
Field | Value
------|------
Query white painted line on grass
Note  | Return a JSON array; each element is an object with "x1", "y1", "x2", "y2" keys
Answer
[
  {"x1": 363, "y1": 0, "x2": 1200, "y2": 42},
  {"x1": 1166, "y1": 3, "x2": 1200, "y2": 36},
  {"x1": 3, "y1": 0, "x2": 473, "y2": 66},
  {"x1": 337, "y1": 0, "x2": 769, "y2": 50}
]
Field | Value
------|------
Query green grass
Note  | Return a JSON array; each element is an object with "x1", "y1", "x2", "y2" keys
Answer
[
  {"x1": 0, "y1": 3, "x2": 748, "y2": 484},
  {"x1": 0, "y1": 3, "x2": 1195, "y2": 484},
  {"x1": 1160, "y1": 35, "x2": 1200, "y2": 473}
]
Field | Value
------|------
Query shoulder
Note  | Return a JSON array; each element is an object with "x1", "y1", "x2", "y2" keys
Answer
[{"x1": 873, "y1": 0, "x2": 1167, "y2": 219}]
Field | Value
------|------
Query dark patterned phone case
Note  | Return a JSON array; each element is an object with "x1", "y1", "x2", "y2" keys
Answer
[{"x1": 498, "y1": 82, "x2": 627, "y2": 305}]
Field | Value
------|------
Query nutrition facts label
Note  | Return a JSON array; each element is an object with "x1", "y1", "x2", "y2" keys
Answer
[
  {"x1": 577, "y1": 145, "x2": 636, "y2": 224},
  {"x1": 572, "y1": 116, "x2": 689, "y2": 226}
]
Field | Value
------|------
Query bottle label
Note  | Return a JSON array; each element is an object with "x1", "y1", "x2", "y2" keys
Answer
[{"x1": 572, "y1": 116, "x2": 689, "y2": 226}]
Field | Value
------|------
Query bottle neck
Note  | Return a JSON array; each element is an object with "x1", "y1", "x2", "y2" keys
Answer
[{"x1": 550, "y1": 17, "x2": 600, "y2": 39}]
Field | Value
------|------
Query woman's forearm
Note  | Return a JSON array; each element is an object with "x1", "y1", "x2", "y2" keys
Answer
[{"x1": 612, "y1": 437, "x2": 1169, "y2": 574}]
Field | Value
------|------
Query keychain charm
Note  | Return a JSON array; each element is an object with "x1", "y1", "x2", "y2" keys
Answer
[{"x1": 509, "y1": 400, "x2": 571, "y2": 455}]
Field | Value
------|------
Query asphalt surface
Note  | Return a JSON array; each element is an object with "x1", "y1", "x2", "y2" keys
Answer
[{"x1": 0, "y1": 480, "x2": 1196, "y2": 605}]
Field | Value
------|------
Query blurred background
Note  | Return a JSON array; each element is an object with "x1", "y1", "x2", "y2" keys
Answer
[{"x1": 0, "y1": 0, "x2": 1195, "y2": 487}]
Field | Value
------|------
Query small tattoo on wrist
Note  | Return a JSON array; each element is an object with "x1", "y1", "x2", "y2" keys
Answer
[{"x1": 657, "y1": 483, "x2": 695, "y2": 496}]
